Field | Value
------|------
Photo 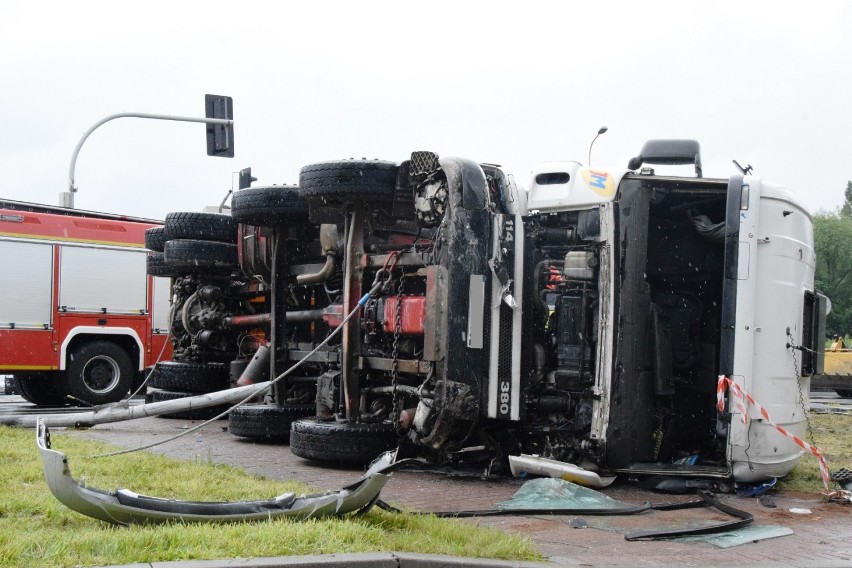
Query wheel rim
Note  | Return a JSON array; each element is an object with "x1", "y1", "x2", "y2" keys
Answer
[{"x1": 81, "y1": 356, "x2": 121, "y2": 393}]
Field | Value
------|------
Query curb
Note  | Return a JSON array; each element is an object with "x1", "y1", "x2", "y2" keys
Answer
[{"x1": 98, "y1": 552, "x2": 555, "y2": 568}]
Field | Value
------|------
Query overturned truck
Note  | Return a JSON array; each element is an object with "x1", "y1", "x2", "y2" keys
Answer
[{"x1": 155, "y1": 140, "x2": 824, "y2": 482}]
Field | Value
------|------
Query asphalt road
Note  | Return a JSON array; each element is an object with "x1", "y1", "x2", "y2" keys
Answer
[{"x1": 809, "y1": 389, "x2": 852, "y2": 413}]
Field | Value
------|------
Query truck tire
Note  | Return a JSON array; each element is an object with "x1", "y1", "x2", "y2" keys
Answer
[
  {"x1": 229, "y1": 404, "x2": 315, "y2": 441},
  {"x1": 289, "y1": 418, "x2": 397, "y2": 465},
  {"x1": 164, "y1": 212, "x2": 238, "y2": 243},
  {"x1": 146, "y1": 252, "x2": 181, "y2": 277},
  {"x1": 144, "y1": 227, "x2": 167, "y2": 252},
  {"x1": 62, "y1": 341, "x2": 134, "y2": 406},
  {"x1": 13, "y1": 375, "x2": 68, "y2": 406},
  {"x1": 147, "y1": 388, "x2": 229, "y2": 420},
  {"x1": 231, "y1": 185, "x2": 310, "y2": 227},
  {"x1": 164, "y1": 239, "x2": 238, "y2": 271},
  {"x1": 148, "y1": 361, "x2": 230, "y2": 393},
  {"x1": 299, "y1": 160, "x2": 397, "y2": 203}
]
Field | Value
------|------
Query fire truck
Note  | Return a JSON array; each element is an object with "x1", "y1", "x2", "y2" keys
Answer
[{"x1": 0, "y1": 199, "x2": 171, "y2": 406}]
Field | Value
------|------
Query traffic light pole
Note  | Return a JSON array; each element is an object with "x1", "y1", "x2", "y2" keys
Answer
[{"x1": 64, "y1": 111, "x2": 234, "y2": 209}]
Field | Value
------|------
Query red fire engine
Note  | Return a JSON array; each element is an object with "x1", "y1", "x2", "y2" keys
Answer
[{"x1": 0, "y1": 199, "x2": 171, "y2": 406}]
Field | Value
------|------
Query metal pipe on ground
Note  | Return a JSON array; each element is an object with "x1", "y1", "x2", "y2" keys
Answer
[{"x1": 0, "y1": 381, "x2": 272, "y2": 429}]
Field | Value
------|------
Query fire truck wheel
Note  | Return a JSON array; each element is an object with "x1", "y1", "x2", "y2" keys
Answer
[
  {"x1": 228, "y1": 404, "x2": 315, "y2": 441},
  {"x1": 299, "y1": 160, "x2": 398, "y2": 204},
  {"x1": 289, "y1": 418, "x2": 397, "y2": 465},
  {"x1": 146, "y1": 388, "x2": 229, "y2": 420},
  {"x1": 13, "y1": 375, "x2": 69, "y2": 406},
  {"x1": 163, "y1": 239, "x2": 238, "y2": 271},
  {"x1": 164, "y1": 212, "x2": 238, "y2": 243},
  {"x1": 62, "y1": 341, "x2": 134, "y2": 405},
  {"x1": 231, "y1": 185, "x2": 310, "y2": 227},
  {"x1": 148, "y1": 361, "x2": 230, "y2": 393},
  {"x1": 146, "y1": 252, "x2": 182, "y2": 277},
  {"x1": 144, "y1": 227, "x2": 167, "y2": 252}
]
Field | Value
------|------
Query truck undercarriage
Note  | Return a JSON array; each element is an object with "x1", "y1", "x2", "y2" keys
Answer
[{"x1": 144, "y1": 143, "x2": 820, "y2": 482}]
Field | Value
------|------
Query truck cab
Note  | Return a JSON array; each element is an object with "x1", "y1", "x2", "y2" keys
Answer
[{"x1": 522, "y1": 141, "x2": 824, "y2": 481}]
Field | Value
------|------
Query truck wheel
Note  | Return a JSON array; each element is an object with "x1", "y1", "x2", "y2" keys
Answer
[
  {"x1": 147, "y1": 388, "x2": 229, "y2": 420},
  {"x1": 62, "y1": 341, "x2": 134, "y2": 405},
  {"x1": 145, "y1": 227, "x2": 167, "y2": 252},
  {"x1": 13, "y1": 375, "x2": 68, "y2": 406},
  {"x1": 229, "y1": 404, "x2": 315, "y2": 441},
  {"x1": 289, "y1": 418, "x2": 397, "y2": 465},
  {"x1": 299, "y1": 160, "x2": 397, "y2": 204},
  {"x1": 164, "y1": 212, "x2": 238, "y2": 243},
  {"x1": 148, "y1": 361, "x2": 230, "y2": 393},
  {"x1": 146, "y1": 252, "x2": 182, "y2": 277},
  {"x1": 231, "y1": 185, "x2": 310, "y2": 227},
  {"x1": 164, "y1": 239, "x2": 238, "y2": 271},
  {"x1": 836, "y1": 389, "x2": 852, "y2": 398}
]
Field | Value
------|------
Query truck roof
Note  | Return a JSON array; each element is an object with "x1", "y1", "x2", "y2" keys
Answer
[{"x1": 0, "y1": 198, "x2": 162, "y2": 224}]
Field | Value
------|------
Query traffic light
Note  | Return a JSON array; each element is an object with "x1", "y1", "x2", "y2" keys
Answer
[
  {"x1": 239, "y1": 167, "x2": 257, "y2": 189},
  {"x1": 205, "y1": 94, "x2": 234, "y2": 158}
]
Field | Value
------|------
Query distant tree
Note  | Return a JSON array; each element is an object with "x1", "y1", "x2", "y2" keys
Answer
[
  {"x1": 813, "y1": 210, "x2": 852, "y2": 336},
  {"x1": 842, "y1": 180, "x2": 852, "y2": 218}
]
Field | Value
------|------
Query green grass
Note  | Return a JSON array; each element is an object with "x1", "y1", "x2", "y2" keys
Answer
[
  {"x1": 0, "y1": 426, "x2": 539, "y2": 568},
  {"x1": 776, "y1": 413, "x2": 852, "y2": 492}
]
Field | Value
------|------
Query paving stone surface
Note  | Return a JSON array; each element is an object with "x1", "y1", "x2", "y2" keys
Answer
[{"x1": 18, "y1": 402, "x2": 852, "y2": 567}]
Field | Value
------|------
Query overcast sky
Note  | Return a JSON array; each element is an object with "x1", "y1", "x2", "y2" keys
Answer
[{"x1": 1, "y1": 1, "x2": 849, "y2": 220}]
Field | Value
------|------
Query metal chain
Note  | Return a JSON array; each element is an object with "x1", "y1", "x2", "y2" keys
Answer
[
  {"x1": 391, "y1": 273, "x2": 405, "y2": 434},
  {"x1": 787, "y1": 329, "x2": 816, "y2": 446}
]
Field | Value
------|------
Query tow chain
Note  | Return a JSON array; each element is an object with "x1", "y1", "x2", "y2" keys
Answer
[
  {"x1": 786, "y1": 328, "x2": 816, "y2": 446},
  {"x1": 391, "y1": 272, "x2": 405, "y2": 435}
]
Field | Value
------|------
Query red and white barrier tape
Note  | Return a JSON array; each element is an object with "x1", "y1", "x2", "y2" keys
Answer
[{"x1": 716, "y1": 375, "x2": 832, "y2": 493}]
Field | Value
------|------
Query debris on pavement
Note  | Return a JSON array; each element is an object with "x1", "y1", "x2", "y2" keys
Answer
[{"x1": 37, "y1": 419, "x2": 395, "y2": 525}]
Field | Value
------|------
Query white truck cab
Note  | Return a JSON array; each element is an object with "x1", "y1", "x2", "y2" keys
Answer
[{"x1": 522, "y1": 140, "x2": 825, "y2": 481}]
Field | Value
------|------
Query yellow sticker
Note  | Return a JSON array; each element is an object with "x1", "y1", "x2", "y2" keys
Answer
[{"x1": 581, "y1": 168, "x2": 616, "y2": 197}]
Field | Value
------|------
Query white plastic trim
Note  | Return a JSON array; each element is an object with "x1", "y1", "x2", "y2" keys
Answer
[{"x1": 59, "y1": 327, "x2": 144, "y2": 371}]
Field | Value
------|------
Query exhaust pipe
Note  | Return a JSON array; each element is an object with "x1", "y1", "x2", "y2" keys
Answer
[
  {"x1": 235, "y1": 344, "x2": 270, "y2": 387},
  {"x1": 296, "y1": 224, "x2": 339, "y2": 285}
]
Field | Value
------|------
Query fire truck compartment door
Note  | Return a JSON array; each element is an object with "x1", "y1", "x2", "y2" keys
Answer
[
  {"x1": 0, "y1": 240, "x2": 54, "y2": 328},
  {"x1": 59, "y1": 247, "x2": 148, "y2": 314}
]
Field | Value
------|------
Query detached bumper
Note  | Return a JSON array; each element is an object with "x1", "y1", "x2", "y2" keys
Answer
[{"x1": 37, "y1": 419, "x2": 392, "y2": 525}]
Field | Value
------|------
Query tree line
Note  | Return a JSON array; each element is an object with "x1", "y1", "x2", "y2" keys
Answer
[{"x1": 814, "y1": 181, "x2": 852, "y2": 338}]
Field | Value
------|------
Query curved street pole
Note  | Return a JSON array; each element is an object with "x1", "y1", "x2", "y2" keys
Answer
[
  {"x1": 587, "y1": 126, "x2": 609, "y2": 168},
  {"x1": 64, "y1": 113, "x2": 234, "y2": 208}
]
